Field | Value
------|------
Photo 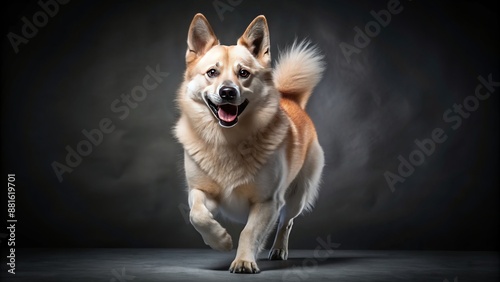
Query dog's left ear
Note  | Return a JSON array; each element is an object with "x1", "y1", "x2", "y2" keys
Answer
[
  {"x1": 186, "y1": 13, "x2": 219, "y2": 64},
  {"x1": 238, "y1": 15, "x2": 271, "y2": 67}
]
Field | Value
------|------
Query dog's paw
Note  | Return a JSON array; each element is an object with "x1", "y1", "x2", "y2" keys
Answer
[
  {"x1": 229, "y1": 259, "x2": 260, "y2": 274},
  {"x1": 204, "y1": 229, "x2": 233, "y2": 252},
  {"x1": 269, "y1": 248, "x2": 288, "y2": 260}
]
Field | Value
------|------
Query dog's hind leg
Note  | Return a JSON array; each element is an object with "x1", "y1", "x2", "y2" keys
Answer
[
  {"x1": 268, "y1": 186, "x2": 304, "y2": 260},
  {"x1": 189, "y1": 189, "x2": 233, "y2": 252},
  {"x1": 269, "y1": 141, "x2": 324, "y2": 260}
]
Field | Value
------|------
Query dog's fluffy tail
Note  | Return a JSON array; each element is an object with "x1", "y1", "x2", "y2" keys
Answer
[{"x1": 273, "y1": 40, "x2": 325, "y2": 109}]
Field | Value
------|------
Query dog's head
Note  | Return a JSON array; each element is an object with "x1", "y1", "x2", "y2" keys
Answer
[{"x1": 179, "y1": 13, "x2": 277, "y2": 129}]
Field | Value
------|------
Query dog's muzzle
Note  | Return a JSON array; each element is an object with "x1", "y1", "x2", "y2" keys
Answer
[{"x1": 203, "y1": 86, "x2": 249, "y2": 128}]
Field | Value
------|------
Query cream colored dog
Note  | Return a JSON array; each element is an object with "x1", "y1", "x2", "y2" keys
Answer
[{"x1": 174, "y1": 13, "x2": 325, "y2": 273}]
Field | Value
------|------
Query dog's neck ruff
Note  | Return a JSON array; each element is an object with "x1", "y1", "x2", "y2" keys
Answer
[{"x1": 180, "y1": 109, "x2": 289, "y2": 188}]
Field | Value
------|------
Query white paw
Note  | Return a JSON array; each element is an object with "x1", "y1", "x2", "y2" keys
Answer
[
  {"x1": 229, "y1": 258, "x2": 260, "y2": 273},
  {"x1": 203, "y1": 229, "x2": 233, "y2": 252}
]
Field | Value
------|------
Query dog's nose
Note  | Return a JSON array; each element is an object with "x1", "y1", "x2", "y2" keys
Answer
[{"x1": 219, "y1": 86, "x2": 237, "y2": 101}]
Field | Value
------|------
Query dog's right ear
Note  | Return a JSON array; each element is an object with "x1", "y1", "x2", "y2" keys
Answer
[
  {"x1": 238, "y1": 15, "x2": 270, "y2": 67},
  {"x1": 186, "y1": 13, "x2": 218, "y2": 64}
]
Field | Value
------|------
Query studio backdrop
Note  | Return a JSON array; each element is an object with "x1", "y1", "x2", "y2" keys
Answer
[{"x1": 1, "y1": 0, "x2": 498, "y2": 250}]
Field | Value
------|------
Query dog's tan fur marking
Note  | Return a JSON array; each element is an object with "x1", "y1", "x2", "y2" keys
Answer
[{"x1": 280, "y1": 98, "x2": 317, "y2": 183}]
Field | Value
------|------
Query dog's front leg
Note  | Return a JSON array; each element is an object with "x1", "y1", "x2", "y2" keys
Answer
[
  {"x1": 229, "y1": 200, "x2": 280, "y2": 273},
  {"x1": 189, "y1": 189, "x2": 233, "y2": 252}
]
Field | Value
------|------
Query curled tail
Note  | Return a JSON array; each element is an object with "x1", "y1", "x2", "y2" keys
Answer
[{"x1": 273, "y1": 40, "x2": 325, "y2": 109}]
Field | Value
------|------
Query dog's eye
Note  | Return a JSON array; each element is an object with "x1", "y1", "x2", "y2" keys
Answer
[
  {"x1": 206, "y1": 69, "x2": 219, "y2": 78},
  {"x1": 238, "y1": 69, "x2": 250, "y2": 78}
]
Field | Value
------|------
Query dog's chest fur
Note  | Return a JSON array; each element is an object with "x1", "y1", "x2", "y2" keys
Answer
[{"x1": 179, "y1": 111, "x2": 289, "y2": 189}]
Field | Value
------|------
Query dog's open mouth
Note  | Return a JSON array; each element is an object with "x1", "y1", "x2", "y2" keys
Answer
[{"x1": 203, "y1": 96, "x2": 249, "y2": 128}]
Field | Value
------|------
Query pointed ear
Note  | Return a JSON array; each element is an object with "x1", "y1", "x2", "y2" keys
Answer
[
  {"x1": 237, "y1": 15, "x2": 271, "y2": 67},
  {"x1": 186, "y1": 13, "x2": 218, "y2": 63}
]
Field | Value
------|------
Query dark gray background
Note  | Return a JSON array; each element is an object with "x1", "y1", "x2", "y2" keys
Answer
[{"x1": 1, "y1": 0, "x2": 498, "y2": 250}]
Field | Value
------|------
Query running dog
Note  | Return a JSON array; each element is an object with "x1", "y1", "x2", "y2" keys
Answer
[{"x1": 174, "y1": 13, "x2": 325, "y2": 273}]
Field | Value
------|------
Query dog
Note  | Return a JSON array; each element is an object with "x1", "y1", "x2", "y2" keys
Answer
[{"x1": 174, "y1": 13, "x2": 325, "y2": 273}]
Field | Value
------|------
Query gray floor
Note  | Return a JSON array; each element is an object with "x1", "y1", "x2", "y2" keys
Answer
[{"x1": 1, "y1": 249, "x2": 498, "y2": 281}]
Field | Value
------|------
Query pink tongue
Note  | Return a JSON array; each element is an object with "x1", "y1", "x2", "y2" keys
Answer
[{"x1": 218, "y1": 104, "x2": 238, "y2": 122}]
